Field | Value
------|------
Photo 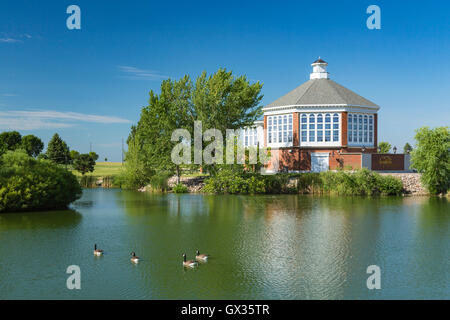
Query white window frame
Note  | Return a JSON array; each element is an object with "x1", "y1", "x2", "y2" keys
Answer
[
  {"x1": 267, "y1": 114, "x2": 293, "y2": 148},
  {"x1": 299, "y1": 112, "x2": 341, "y2": 147},
  {"x1": 347, "y1": 113, "x2": 375, "y2": 147}
]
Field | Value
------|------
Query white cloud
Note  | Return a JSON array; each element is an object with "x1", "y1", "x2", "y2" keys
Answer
[
  {"x1": 0, "y1": 38, "x2": 22, "y2": 43},
  {"x1": 118, "y1": 65, "x2": 169, "y2": 80},
  {"x1": 0, "y1": 109, "x2": 131, "y2": 130}
]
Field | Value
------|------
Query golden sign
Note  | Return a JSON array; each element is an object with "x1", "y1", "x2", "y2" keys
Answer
[{"x1": 379, "y1": 156, "x2": 392, "y2": 165}]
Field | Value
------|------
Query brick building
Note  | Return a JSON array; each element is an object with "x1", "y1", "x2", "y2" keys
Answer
[{"x1": 242, "y1": 58, "x2": 409, "y2": 172}]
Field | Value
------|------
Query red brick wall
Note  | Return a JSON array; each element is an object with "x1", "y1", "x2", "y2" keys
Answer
[
  {"x1": 333, "y1": 153, "x2": 362, "y2": 170},
  {"x1": 371, "y1": 154, "x2": 404, "y2": 171},
  {"x1": 265, "y1": 148, "x2": 365, "y2": 172},
  {"x1": 341, "y1": 112, "x2": 348, "y2": 147},
  {"x1": 293, "y1": 112, "x2": 299, "y2": 146}
]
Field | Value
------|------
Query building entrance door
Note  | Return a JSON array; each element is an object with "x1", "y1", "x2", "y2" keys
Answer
[{"x1": 311, "y1": 153, "x2": 329, "y2": 172}]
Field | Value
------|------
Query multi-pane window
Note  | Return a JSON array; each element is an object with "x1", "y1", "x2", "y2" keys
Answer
[
  {"x1": 300, "y1": 113, "x2": 340, "y2": 143},
  {"x1": 333, "y1": 113, "x2": 339, "y2": 142},
  {"x1": 348, "y1": 114, "x2": 353, "y2": 142},
  {"x1": 301, "y1": 114, "x2": 307, "y2": 142},
  {"x1": 244, "y1": 127, "x2": 258, "y2": 147},
  {"x1": 267, "y1": 114, "x2": 293, "y2": 144},
  {"x1": 348, "y1": 113, "x2": 374, "y2": 145}
]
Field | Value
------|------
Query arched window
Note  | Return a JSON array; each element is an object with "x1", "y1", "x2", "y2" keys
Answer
[
  {"x1": 324, "y1": 114, "x2": 331, "y2": 141},
  {"x1": 358, "y1": 115, "x2": 363, "y2": 142},
  {"x1": 333, "y1": 113, "x2": 339, "y2": 142},
  {"x1": 267, "y1": 114, "x2": 293, "y2": 145},
  {"x1": 364, "y1": 115, "x2": 368, "y2": 142},
  {"x1": 301, "y1": 114, "x2": 307, "y2": 142},
  {"x1": 309, "y1": 114, "x2": 315, "y2": 142},
  {"x1": 333, "y1": 113, "x2": 339, "y2": 123},
  {"x1": 317, "y1": 114, "x2": 323, "y2": 141}
]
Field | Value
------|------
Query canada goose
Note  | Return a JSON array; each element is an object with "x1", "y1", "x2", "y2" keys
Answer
[
  {"x1": 183, "y1": 253, "x2": 198, "y2": 267},
  {"x1": 195, "y1": 250, "x2": 209, "y2": 261},
  {"x1": 93, "y1": 244, "x2": 103, "y2": 256},
  {"x1": 130, "y1": 252, "x2": 140, "y2": 263}
]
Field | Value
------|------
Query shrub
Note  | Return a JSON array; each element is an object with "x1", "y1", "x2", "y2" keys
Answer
[
  {"x1": 411, "y1": 126, "x2": 450, "y2": 195},
  {"x1": 376, "y1": 175, "x2": 404, "y2": 195},
  {"x1": 0, "y1": 150, "x2": 82, "y2": 213},
  {"x1": 321, "y1": 168, "x2": 403, "y2": 196},
  {"x1": 173, "y1": 183, "x2": 188, "y2": 193},
  {"x1": 149, "y1": 171, "x2": 171, "y2": 192},
  {"x1": 203, "y1": 167, "x2": 403, "y2": 196}
]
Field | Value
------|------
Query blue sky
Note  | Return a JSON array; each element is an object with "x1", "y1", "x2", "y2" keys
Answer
[{"x1": 0, "y1": 0, "x2": 449, "y2": 161}]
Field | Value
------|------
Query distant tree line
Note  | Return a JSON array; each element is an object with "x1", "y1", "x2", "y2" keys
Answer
[{"x1": 0, "y1": 131, "x2": 99, "y2": 176}]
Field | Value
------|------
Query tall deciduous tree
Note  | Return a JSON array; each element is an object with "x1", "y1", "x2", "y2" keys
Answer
[
  {"x1": 411, "y1": 126, "x2": 449, "y2": 195},
  {"x1": 136, "y1": 75, "x2": 193, "y2": 183},
  {"x1": 129, "y1": 69, "x2": 263, "y2": 186},
  {"x1": 0, "y1": 131, "x2": 22, "y2": 154},
  {"x1": 73, "y1": 153, "x2": 96, "y2": 176},
  {"x1": 46, "y1": 133, "x2": 71, "y2": 164},
  {"x1": 21, "y1": 135, "x2": 44, "y2": 157}
]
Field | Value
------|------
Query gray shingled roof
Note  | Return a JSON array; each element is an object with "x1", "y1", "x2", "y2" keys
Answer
[{"x1": 265, "y1": 79, "x2": 378, "y2": 108}]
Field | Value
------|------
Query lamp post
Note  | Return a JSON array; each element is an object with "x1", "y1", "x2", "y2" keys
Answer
[{"x1": 393, "y1": 146, "x2": 397, "y2": 154}]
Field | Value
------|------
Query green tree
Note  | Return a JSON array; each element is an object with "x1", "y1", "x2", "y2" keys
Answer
[
  {"x1": 403, "y1": 142, "x2": 413, "y2": 154},
  {"x1": 89, "y1": 151, "x2": 99, "y2": 161},
  {"x1": 378, "y1": 141, "x2": 391, "y2": 153},
  {"x1": 410, "y1": 126, "x2": 450, "y2": 195},
  {"x1": 129, "y1": 68, "x2": 263, "y2": 187},
  {"x1": 0, "y1": 150, "x2": 82, "y2": 212},
  {"x1": 46, "y1": 133, "x2": 71, "y2": 164},
  {"x1": 70, "y1": 150, "x2": 80, "y2": 161},
  {"x1": 73, "y1": 153, "x2": 96, "y2": 176},
  {"x1": 21, "y1": 134, "x2": 44, "y2": 157},
  {"x1": 0, "y1": 131, "x2": 22, "y2": 154},
  {"x1": 117, "y1": 135, "x2": 154, "y2": 189},
  {"x1": 136, "y1": 75, "x2": 193, "y2": 183}
]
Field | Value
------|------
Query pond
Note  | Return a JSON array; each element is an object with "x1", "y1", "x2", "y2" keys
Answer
[{"x1": 0, "y1": 189, "x2": 448, "y2": 299}]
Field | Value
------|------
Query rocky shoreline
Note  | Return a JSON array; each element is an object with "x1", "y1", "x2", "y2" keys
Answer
[
  {"x1": 379, "y1": 172, "x2": 428, "y2": 195},
  {"x1": 139, "y1": 172, "x2": 430, "y2": 196}
]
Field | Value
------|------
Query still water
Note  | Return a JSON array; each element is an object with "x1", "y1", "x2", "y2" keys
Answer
[{"x1": 0, "y1": 189, "x2": 448, "y2": 299}]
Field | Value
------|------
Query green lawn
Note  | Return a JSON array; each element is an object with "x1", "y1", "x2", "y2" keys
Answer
[{"x1": 72, "y1": 162, "x2": 123, "y2": 177}]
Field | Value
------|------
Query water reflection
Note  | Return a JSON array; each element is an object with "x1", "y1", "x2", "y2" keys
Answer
[
  {"x1": 0, "y1": 209, "x2": 82, "y2": 230},
  {"x1": 0, "y1": 189, "x2": 448, "y2": 299}
]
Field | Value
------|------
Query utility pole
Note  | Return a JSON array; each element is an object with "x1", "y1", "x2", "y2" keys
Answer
[{"x1": 121, "y1": 138, "x2": 124, "y2": 164}]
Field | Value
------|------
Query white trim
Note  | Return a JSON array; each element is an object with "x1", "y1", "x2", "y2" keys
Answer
[{"x1": 262, "y1": 104, "x2": 379, "y2": 113}]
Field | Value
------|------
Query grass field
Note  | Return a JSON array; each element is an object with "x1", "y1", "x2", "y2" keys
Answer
[{"x1": 72, "y1": 162, "x2": 123, "y2": 177}]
